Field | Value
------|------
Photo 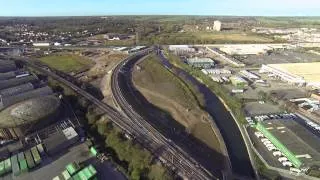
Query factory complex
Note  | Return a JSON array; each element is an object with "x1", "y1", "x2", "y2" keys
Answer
[
  {"x1": 260, "y1": 62, "x2": 320, "y2": 89},
  {"x1": 0, "y1": 59, "x2": 61, "y2": 140}
]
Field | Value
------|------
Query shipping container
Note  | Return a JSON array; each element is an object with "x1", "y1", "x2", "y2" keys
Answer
[
  {"x1": 0, "y1": 161, "x2": 5, "y2": 176},
  {"x1": 31, "y1": 147, "x2": 41, "y2": 165},
  {"x1": 19, "y1": 159, "x2": 28, "y2": 173},
  {"x1": 66, "y1": 162, "x2": 80, "y2": 176},
  {"x1": 4, "y1": 158, "x2": 11, "y2": 173},
  {"x1": 11, "y1": 155, "x2": 20, "y2": 176},
  {"x1": 24, "y1": 150, "x2": 35, "y2": 169}
]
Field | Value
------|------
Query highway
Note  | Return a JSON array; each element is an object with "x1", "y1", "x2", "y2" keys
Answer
[{"x1": 15, "y1": 50, "x2": 217, "y2": 180}]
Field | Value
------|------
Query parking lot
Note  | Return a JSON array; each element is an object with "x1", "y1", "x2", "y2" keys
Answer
[
  {"x1": 247, "y1": 112, "x2": 320, "y2": 175},
  {"x1": 263, "y1": 119, "x2": 320, "y2": 167},
  {"x1": 240, "y1": 49, "x2": 320, "y2": 67}
]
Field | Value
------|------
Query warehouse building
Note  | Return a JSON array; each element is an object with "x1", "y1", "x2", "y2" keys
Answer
[
  {"x1": 0, "y1": 86, "x2": 53, "y2": 110},
  {"x1": 169, "y1": 45, "x2": 196, "y2": 55},
  {"x1": 230, "y1": 76, "x2": 249, "y2": 88},
  {"x1": 0, "y1": 95, "x2": 61, "y2": 139},
  {"x1": 219, "y1": 44, "x2": 273, "y2": 55},
  {"x1": 0, "y1": 61, "x2": 17, "y2": 73},
  {"x1": 0, "y1": 75, "x2": 37, "y2": 90},
  {"x1": 0, "y1": 83, "x2": 34, "y2": 98},
  {"x1": 260, "y1": 62, "x2": 320, "y2": 88},
  {"x1": 186, "y1": 57, "x2": 215, "y2": 68}
]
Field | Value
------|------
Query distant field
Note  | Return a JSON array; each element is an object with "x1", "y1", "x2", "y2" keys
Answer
[
  {"x1": 195, "y1": 32, "x2": 273, "y2": 43},
  {"x1": 146, "y1": 32, "x2": 274, "y2": 44},
  {"x1": 39, "y1": 54, "x2": 93, "y2": 73},
  {"x1": 257, "y1": 17, "x2": 320, "y2": 27},
  {"x1": 133, "y1": 54, "x2": 221, "y2": 151}
]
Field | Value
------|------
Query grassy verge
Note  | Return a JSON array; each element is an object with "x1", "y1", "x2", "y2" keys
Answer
[
  {"x1": 133, "y1": 54, "x2": 221, "y2": 151},
  {"x1": 39, "y1": 53, "x2": 93, "y2": 73},
  {"x1": 165, "y1": 51, "x2": 246, "y2": 124},
  {"x1": 87, "y1": 109, "x2": 172, "y2": 180}
]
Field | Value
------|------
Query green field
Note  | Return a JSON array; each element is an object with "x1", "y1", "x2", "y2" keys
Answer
[{"x1": 39, "y1": 54, "x2": 93, "y2": 73}]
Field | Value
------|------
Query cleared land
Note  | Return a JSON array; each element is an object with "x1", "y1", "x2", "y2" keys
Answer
[
  {"x1": 132, "y1": 54, "x2": 221, "y2": 151},
  {"x1": 39, "y1": 54, "x2": 93, "y2": 73}
]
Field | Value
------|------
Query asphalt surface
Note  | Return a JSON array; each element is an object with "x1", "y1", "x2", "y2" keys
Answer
[{"x1": 15, "y1": 51, "x2": 216, "y2": 180}]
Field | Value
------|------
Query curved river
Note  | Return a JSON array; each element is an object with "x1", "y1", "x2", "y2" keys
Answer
[{"x1": 157, "y1": 51, "x2": 255, "y2": 178}]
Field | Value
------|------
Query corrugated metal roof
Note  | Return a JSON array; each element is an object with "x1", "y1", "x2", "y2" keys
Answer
[
  {"x1": 0, "y1": 86, "x2": 53, "y2": 110},
  {"x1": 0, "y1": 75, "x2": 36, "y2": 90},
  {"x1": 0, "y1": 83, "x2": 34, "y2": 98}
]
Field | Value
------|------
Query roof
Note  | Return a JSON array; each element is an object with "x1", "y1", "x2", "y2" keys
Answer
[
  {"x1": 62, "y1": 127, "x2": 78, "y2": 140},
  {"x1": 267, "y1": 62, "x2": 320, "y2": 84},
  {"x1": 0, "y1": 95, "x2": 60, "y2": 128},
  {"x1": 187, "y1": 57, "x2": 215, "y2": 64}
]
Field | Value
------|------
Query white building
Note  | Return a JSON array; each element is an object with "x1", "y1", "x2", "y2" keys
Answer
[
  {"x1": 260, "y1": 64, "x2": 306, "y2": 86},
  {"x1": 213, "y1": 21, "x2": 222, "y2": 31},
  {"x1": 169, "y1": 45, "x2": 196, "y2": 53},
  {"x1": 201, "y1": 68, "x2": 231, "y2": 75},
  {"x1": 33, "y1": 42, "x2": 50, "y2": 47}
]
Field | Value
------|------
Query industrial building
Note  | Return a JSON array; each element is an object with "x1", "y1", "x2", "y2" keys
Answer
[
  {"x1": 201, "y1": 68, "x2": 231, "y2": 75},
  {"x1": 0, "y1": 95, "x2": 61, "y2": 139},
  {"x1": 219, "y1": 44, "x2": 273, "y2": 55},
  {"x1": 0, "y1": 75, "x2": 37, "y2": 91},
  {"x1": 206, "y1": 47, "x2": 245, "y2": 67},
  {"x1": 260, "y1": 62, "x2": 320, "y2": 88},
  {"x1": 0, "y1": 60, "x2": 17, "y2": 73},
  {"x1": 186, "y1": 57, "x2": 215, "y2": 68},
  {"x1": 169, "y1": 45, "x2": 196, "y2": 55},
  {"x1": 230, "y1": 76, "x2": 249, "y2": 88},
  {"x1": 213, "y1": 21, "x2": 222, "y2": 31},
  {"x1": 240, "y1": 70, "x2": 260, "y2": 80}
]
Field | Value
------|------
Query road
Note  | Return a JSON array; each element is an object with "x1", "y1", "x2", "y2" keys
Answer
[{"x1": 15, "y1": 50, "x2": 217, "y2": 180}]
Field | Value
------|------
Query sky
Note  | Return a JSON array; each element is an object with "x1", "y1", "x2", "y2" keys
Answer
[{"x1": 1, "y1": 0, "x2": 320, "y2": 16}]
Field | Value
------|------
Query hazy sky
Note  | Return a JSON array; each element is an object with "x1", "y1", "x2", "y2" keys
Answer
[{"x1": 1, "y1": 0, "x2": 320, "y2": 16}]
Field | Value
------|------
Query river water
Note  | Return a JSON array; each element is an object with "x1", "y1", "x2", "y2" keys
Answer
[{"x1": 157, "y1": 51, "x2": 255, "y2": 178}]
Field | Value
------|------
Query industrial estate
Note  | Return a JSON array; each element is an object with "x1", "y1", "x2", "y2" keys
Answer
[{"x1": 0, "y1": 15, "x2": 320, "y2": 180}]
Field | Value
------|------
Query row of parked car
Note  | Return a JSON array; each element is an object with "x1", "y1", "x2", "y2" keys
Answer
[
  {"x1": 305, "y1": 120, "x2": 320, "y2": 131},
  {"x1": 249, "y1": 113, "x2": 297, "y2": 122},
  {"x1": 254, "y1": 131, "x2": 301, "y2": 173}
]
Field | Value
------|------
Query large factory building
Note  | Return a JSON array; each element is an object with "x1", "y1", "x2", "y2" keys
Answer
[{"x1": 260, "y1": 62, "x2": 320, "y2": 89}]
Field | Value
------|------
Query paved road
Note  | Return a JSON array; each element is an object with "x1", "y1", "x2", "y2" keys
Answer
[{"x1": 14, "y1": 51, "x2": 216, "y2": 180}]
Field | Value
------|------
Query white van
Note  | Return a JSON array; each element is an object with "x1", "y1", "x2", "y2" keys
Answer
[
  {"x1": 282, "y1": 161, "x2": 292, "y2": 167},
  {"x1": 278, "y1": 157, "x2": 288, "y2": 162},
  {"x1": 273, "y1": 151, "x2": 282, "y2": 157},
  {"x1": 290, "y1": 168, "x2": 301, "y2": 173}
]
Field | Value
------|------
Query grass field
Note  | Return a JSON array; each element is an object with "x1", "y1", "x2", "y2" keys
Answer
[
  {"x1": 133, "y1": 54, "x2": 221, "y2": 151},
  {"x1": 39, "y1": 54, "x2": 93, "y2": 73},
  {"x1": 144, "y1": 32, "x2": 274, "y2": 44}
]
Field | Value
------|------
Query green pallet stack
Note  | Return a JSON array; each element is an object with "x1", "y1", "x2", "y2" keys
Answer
[
  {"x1": 25, "y1": 150, "x2": 35, "y2": 169},
  {"x1": 11, "y1": 155, "x2": 20, "y2": 176},
  {"x1": 0, "y1": 161, "x2": 5, "y2": 176},
  {"x1": 4, "y1": 158, "x2": 11, "y2": 173},
  {"x1": 18, "y1": 152, "x2": 28, "y2": 173},
  {"x1": 72, "y1": 165, "x2": 97, "y2": 180},
  {"x1": 62, "y1": 170, "x2": 71, "y2": 180},
  {"x1": 66, "y1": 162, "x2": 80, "y2": 176},
  {"x1": 31, "y1": 146, "x2": 41, "y2": 165}
]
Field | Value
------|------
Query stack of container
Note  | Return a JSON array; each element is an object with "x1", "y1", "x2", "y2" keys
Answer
[
  {"x1": 11, "y1": 155, "x2": 20, "y2": 176},
  {"x1": 18, "y1": 152, "x2": 28, "y2": 173}
]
